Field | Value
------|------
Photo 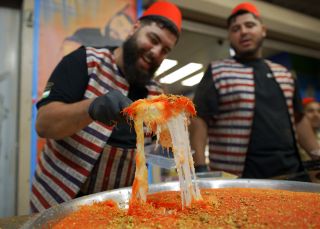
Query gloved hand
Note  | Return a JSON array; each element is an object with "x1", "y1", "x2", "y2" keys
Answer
[
  {"x1": 194, "y1": 165, "x2": 210, "y2": 173},
  {"x1": 88, "y1": 90, "x2": 132, "y2": 125}
]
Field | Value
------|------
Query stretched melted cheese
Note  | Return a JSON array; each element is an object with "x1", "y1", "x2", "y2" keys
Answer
[{"x1": 123, "y1": 94, "x2": 202, "y2": 209}]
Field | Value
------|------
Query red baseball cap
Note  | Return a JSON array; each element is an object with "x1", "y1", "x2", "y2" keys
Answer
[
  {"x1": 140, "y1": 1, "x2": 182, "y2": 32},
  {"x1": 230, "y1": 2, "x2": 260, "y2": 18},
  {"x1": 303, "y1": 97, "x2": 316, "y2": 106}
]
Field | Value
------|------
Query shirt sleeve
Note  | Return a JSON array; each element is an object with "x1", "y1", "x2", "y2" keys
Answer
[
  {"x1": 193, "y1": 64, "x2": 219, "y2": 119},
  {"x1": 36, "y1": 46, "x2": 89, "y2": 109}
]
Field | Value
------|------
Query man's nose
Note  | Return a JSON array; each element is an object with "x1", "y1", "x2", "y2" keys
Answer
[{"x1": 240, "y1": 25, "x2": 249, "y2": 34}]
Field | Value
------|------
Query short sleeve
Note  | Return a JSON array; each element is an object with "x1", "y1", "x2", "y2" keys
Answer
[{"x1": 36, "y1": 46, "x2": 89, "y2": 109}]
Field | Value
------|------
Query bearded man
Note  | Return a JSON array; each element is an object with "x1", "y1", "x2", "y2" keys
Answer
[
  {"x1": 190, "y1": 2, "x2": 320, "y2": 180},
  {"x1": 32, "y1": 1, "x2": 182, "y2": 212}
]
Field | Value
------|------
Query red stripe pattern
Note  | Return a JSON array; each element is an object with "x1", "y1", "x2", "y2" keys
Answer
[
  {"x1": 208, "y1": 59, "x2": 297, "y2": 176},
  {"x1": 31, "y1": 47, "x2": 163, "y2": 212},
  {"x1": 78, "y1": 145, "x2": 136, "y2": 194}
]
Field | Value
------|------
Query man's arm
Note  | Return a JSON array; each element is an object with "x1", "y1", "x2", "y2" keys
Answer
[
  {"x1": 189, "y1": 116, "x2": 208, "y2": 166},
  {"x1": 296, "y1": 116, "x2": 320, "y2": 160},
  {"x1": 36, "y1": 90, "x2": 132, "y2": 140},
  {"x1": 36, "y1": 100, "x2": 93, "y2": 139},
  {"x1": 36, "y1": 47, "x2": 93, "y2": 139}
]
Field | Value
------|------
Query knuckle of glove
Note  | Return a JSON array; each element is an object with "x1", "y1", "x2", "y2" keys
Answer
[
  {"x1": 88, "y1": 95, "x2": 117, "y2": 125},
  {"x1": 109, "y1": 90, "x2": 132, "y2": 109},
  {"x1": 120, "y1": 97, "x2": 133, "y2": 108},
  {"x1": 89, "y1": 90, "x2": 132, "y2": 125}
]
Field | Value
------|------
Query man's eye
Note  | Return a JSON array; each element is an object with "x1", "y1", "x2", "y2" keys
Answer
[
  {"x1": 149, "y1": 36, "x2": 158, "y2": 44},
  {"x1": 231, "y1": 26, "x2": 239, "y2": 32},
  {"x1": 246, "y1": 23, "x2": 255, "y2": 28},
  {"x1": 162, "y1": 48, "x2": 170, "y2": 55}
]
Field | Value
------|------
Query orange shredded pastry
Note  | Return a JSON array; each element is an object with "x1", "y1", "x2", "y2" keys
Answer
[
  {"x1": 123, "y1": 94, "x2": 201, "y2": 210},
  {"x1": 53, "y1": 188, "x2": 320, "y2": 228}
]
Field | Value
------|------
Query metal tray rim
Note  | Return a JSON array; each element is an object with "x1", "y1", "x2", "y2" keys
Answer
[{"x1": 21, "y1": 179, "x2": 320, "y2": 229}]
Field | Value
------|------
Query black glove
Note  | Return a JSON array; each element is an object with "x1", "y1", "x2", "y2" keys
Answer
[
  {"x1": 195, "y1": 165, "x2": 209, "y2": 173},
  {"x1": 88, "y1": 90, "x2": 132, "y2": 125}
]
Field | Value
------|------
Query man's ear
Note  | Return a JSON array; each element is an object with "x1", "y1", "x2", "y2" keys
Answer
[
  {"x1": 262, "y1": 24, "x2": 267, "y2": 38},
  {"x1": 128, "y1": 21, "x2": 141, "y2": 37}
]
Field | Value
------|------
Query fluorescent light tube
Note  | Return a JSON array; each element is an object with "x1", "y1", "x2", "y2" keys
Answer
[
  {"x1": 181, "y1": 72, "x2": 204, "y2": 86},
  {"x1": 160, "y1": 63, "x2": 203, "y2": 84},
  {"x1": 155, "y1": 59, "x2": 178, "y2": 77}
]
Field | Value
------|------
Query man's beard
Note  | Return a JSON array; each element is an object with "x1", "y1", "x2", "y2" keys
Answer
[
  {"x1": 232, "y1": 36, "x2": 264, "y2": 59},
  {"x1": 122, "y1": 34, "x2": 160, "y2": 87}
]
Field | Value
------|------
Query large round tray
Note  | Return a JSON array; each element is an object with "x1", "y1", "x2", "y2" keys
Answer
[{"x1": 22, "y1": 179, "x2": 320, "y2": 228}]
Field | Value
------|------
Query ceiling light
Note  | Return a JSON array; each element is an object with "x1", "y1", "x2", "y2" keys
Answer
[
  {"x1": 181, "y1": 72, "x2": 204, "y2": 86},
  {"x1": 160, "y1": 63, "x2": 203, "y2": 84},
  {"x1": 155, "y1": 59, "x2": 178, "y2": 77}
]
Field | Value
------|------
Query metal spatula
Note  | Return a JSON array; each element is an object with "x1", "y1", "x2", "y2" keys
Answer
[
  {"x1": 144, "y1": 145, "x2": 175, "y2": 169},
  {"x1": 144, "y1": 145, "x2": 195, "y2": 169}
]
